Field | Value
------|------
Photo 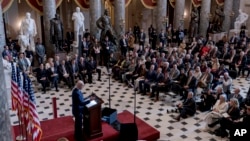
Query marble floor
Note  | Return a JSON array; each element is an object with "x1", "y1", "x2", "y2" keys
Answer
[{"x1": 9, "y1": 66, "x2": 249, "y2": 141}]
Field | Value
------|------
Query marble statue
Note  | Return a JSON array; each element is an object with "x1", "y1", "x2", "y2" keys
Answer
[
  {"x1": 189, "y1": 7, "x2": 199, "y2": 37},
  {"x1": 72, "y1": 7, "x2": 85, "y2": 46},
  {"x1": 234, "y1": 9, "x2": 249, "y2": 31},
  {"x1": 20, "y1": 12, "x2": 37, "y2": 52},
  {"x1": 212, "y1": 6, "x2": 225, "y2": 32},
  {"x1": 50, "y1": 14, "x2": 64, "y2": 52},
  {"x1": 96, "y1": 9, "x2": 117, "y2": 45}
]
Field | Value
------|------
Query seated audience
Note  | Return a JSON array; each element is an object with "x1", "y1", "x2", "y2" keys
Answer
[
  {"x1": 174, "y1": 92, "x2": 196, "y2": 121},
  {"x1": 197, "y1": 89, "x2": 216, "y2": 112}
]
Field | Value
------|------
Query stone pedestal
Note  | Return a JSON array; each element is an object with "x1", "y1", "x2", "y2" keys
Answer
[
  {"x1": 90, "y1": 0, "x2": 101, "y2": 40},
  {"x1": 208, "y1": 32, "x2": 227, "y2": 42},
  {"x1": 173, "y1": 0, "x2": 185, "y2": 29},
  {"x1": 0, "y1": 4, "x2": 13, "y2": 141},
  {"x1": 199, "y1": 0, "x2": 211, "y2": 37},
  {"x1": 229, "y1": 29, "x2": 248, "y2": 38},
  {"x1": 43, "y1": 0, "x2": 56, "y2": 58},
  {"x1": 156, "y1": 0, "x2": 167, "y2": 32},
  {"x1": 114, "y1": 0, "x2": 125, "y2": 36}
]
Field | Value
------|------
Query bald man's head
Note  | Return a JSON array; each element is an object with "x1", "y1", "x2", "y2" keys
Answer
[{"x1": 76, "y1": 80, "x2": 84, "y2": 90}]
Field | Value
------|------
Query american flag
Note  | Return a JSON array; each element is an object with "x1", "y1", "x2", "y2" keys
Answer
[
  {"x1": 25, "y1": 74, "x2": 42, "y2": 141},
  {"x1": 11, "y1": 63, "x2": 23, "y2": 110}
]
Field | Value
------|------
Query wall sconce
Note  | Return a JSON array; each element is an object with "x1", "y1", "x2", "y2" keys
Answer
[{"x1": 138, "y1": 12, "x2": 143, "y2": 20}]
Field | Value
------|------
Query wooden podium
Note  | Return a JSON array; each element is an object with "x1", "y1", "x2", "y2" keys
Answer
[{"x1": 83, "y1": 94, "x2": 104, "y2": 139}]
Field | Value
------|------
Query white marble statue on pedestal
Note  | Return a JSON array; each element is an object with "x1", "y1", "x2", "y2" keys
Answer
[
  {"x1": 234, "y1": 9, "x2": 249, "y2": 31},
  {"x1": 72, "y1": 7, "x2": 85, "y2": 46},
  {"x1": 20, "y1": 12, "x2": 37, "y2": 52}
]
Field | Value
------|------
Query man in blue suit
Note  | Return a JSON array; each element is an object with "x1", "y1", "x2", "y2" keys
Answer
[{"x1": 72, "y1": 80, "x2": 91, "y2": 141}]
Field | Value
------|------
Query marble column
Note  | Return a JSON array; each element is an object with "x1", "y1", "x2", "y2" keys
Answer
[
  {"x1": 223, "y1": 0, "x2": 233, "y2": 31},
  {"x1": 173, "y1": 0, "x2": 185, "y2": 29},
  {"x1": 43, "y1": 0, "x2": 56, "y2": 58},
  {"x1": 90, "y1": 0, "x2": 101, "y2": 40},
  {"x1": 231, "y1": 0, "x2": 241, "y2": 29},
  {"x1": 0, "y1": 4, "x2": 12, "y2": 141},
  {"x1": 156, "y1": 0, "x2": 167, "y2": 32},
  {"x1": 199, "y1": 0, "x2": 211, "y2": 37},
  {"x1": 114, "y1": 0, "x2": 125, "y2": 36}
]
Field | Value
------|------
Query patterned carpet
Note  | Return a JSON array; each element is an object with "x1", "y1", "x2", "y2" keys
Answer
[{"x1": 9, "y1": 66, "x2": 249, "y2": 141}]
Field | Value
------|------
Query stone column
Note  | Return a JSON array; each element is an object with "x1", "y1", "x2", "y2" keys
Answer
[
  {"x1": 199, "y1": 0, "x2": 211, "y2": 37},
  {"x1": 173, "y1": 0, "x2": 185, "y2": 29},
  {"x1": 156, "y1": 0, "x2": 167, "y2": 32},
  {"x1": 90, "y1": 0, "x2": 101, "y2": 40},
  {"x1": 43, "y1": 0, "x2": 56, "y2": 58},
  {"x1": 0, "y1": 4, "x2": 12, "y2": 141},
  {"x1": 223, "y1": 0, "x2": 233, "y2": 31},
  {"x1": 231, "y1": 0, "x2": 241, "y2": 29},
  {"x1": 114, "y1": 0, "x2": 125, "y2": 36}
]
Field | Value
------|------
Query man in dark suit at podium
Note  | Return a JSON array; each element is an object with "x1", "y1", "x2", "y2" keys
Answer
[{"x1": 72, "y1": 80, "x2": 91, "y2": 141}]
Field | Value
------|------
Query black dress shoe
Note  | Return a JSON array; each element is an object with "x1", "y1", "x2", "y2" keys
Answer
[
  {"x1": 56, "y1": 89, "x2": 59, "y2": 92},
  {"x1": 167, "y1": 110, "x2": 169, "y2": 113}
]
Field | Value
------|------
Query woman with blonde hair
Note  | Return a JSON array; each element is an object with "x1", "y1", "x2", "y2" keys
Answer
[{"x1": 203, "y1": 94, "x2": 228, "y2": 132}]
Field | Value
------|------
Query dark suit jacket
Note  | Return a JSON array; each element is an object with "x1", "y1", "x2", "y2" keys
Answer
[
  {"x1": 227, "y1": 106, "x2": 240, "y2": 120},
  {"x1": 87, "y1": 60, "x2": 97, "y2": 72},
  {"x1": 68, "y1": 63, "x2": 79, "y2": 75},
  {"x1": 119, "y1": 39, "x2": 128, "y2": 49},
  {"x1": 183, "y1": 98, "x2": 196, "y2": 115},
  {"x1": 58, "y1": 64, "x2": 70, "y2": 76},
  {"x1": 47, "y1": 66, "x2": 58, "y2": 80},
  {"x1": 72, "y1": 88, "x2": 90, "y2": 116},
  {"x1": 78, "y1": 61, "x2": 87, "y2": 72},
  {"x1": 228, "y1": 94, "x2": 243, "y2": 104},
  {"x1": 159, "y1": 33, "x2": 167, "y2": 42},
  {"x1": 145, "y1": 70, "x2": 156, "y2": 82},
  {"x1": 35, "y1": 68, "x2": 48, "y2": 82},
  {"x1": 185, "y1": 76, "x2": 197, "y2": 90},
  {"x1": 155, "y1": 73, "x2": 164, "y2": 83},
  {"x1": 139, "y1": 32, "x2": 146, "y2": 43}
]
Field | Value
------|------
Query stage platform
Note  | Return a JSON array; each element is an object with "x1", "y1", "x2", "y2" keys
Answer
[{"x1": 12, "y1": 111, "x2": 160, "y2": 141}]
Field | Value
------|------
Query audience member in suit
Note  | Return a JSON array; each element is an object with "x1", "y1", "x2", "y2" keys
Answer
[
  {"x1": 17, "y1": 52, "x2": 30, "y2": 74},
  {"x1": 35, "y1": 38, "x2": 45, "y2": 64},
  {"x1": 151, "y1": 72, "x2": 172, "y2": 102},
  {"x1": 54, "y1": 55, "x2": 61, "y2": 70},
  {"x1": 102, "y1": 36, "x2": 114, "y2": 67},
  {"x1": 197, "y1": 67, "x2": 214, "y2": 90},
  {"x1": 35, "y1": 63, "x2": 48, "y2": 94},
  {"x1": 151, "y1": 30, "x2": 158, "y2": 50},
  {"x1": 133, "y1": 23, "x2": 140, "y2": 43},
  {"x1": 69, "y1": 59, "x2": 80, "y2": 86},
  {"x1": 25, "y1": 48, "x2": 34, "y2": 68},
  {"x1": 169, "y1": 64, "x2": 180, "y2": 80},
  {"x1": 58, "y1": 60, "x2": 72, "y2": 89},
  {"x1": 180, "y1": 69, "x2": 197, "y2": 100},
  {"x1": 78, "y1": 57, "x2": 87, "y2": 83},
  {"x1": 86, "y1": 56, "x2": 101, "y2": 83},
  {"x1": 139, "y1": 29, "x2": 146, "y2": 48},
  {"x1": 174, "y1": 92, "x2": 196, "y2": 121},
  {"x1": 159, "y1": 29, "x2": 167, "y2": 47},
  {"x1": 72, "y1": 81, "x2": 91, "y2": 141},
  {"x1": 46, "y1": 62, "x2": 59, "y2": 92},
  {"x1": 197, "y1": 89, "x2": 216, "y2": 112},
  {"x1": 119, "y1": 35, "x2": 128, "y2": 57},
  {"x1": 143, "y1": 67, "x2": 164, "y2": 96},
  {"x1": 228, "y1": 88, "x2": 243, "y2": 106},
  {"x1": 139, "y1": 65, "x2": 156, "y2": 95},
  {"x1": 229, "y1": 33, "x2": 239, "y2": 45}
]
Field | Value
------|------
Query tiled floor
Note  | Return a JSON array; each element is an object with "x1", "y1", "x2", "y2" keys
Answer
[{"x1": 10, "y1": 66, "x2": 249, "y2": 141}]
